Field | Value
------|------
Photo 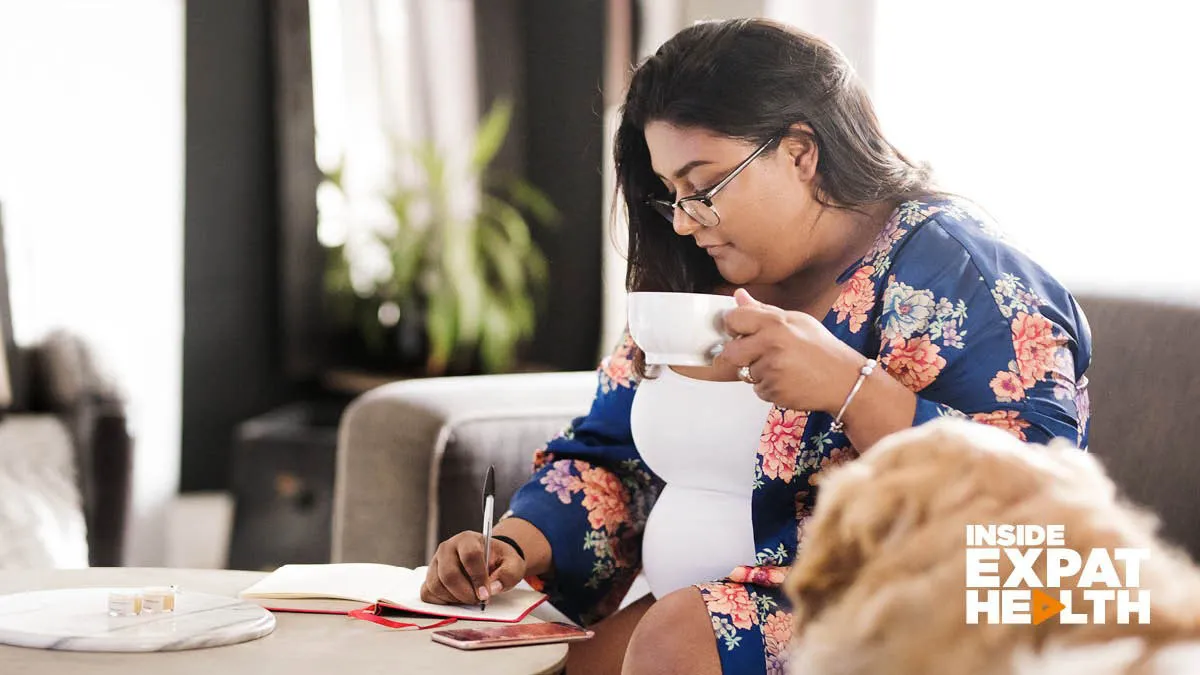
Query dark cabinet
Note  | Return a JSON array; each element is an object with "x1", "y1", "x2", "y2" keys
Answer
[{"x1": 228, "y1": 401, "x2": 345, "y2": 571}]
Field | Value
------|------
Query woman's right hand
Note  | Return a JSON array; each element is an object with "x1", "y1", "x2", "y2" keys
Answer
[{"x1": 419, "y1": 531, "x2": 527, "y2": 606}]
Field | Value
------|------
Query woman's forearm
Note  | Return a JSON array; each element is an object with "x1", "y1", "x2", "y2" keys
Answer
[
  {"x1": 841, "y1": 367, "x2": 918, "y2": 452},
  {"x1": 493, "y1": 516, "x2": 554, "y2": 577}
]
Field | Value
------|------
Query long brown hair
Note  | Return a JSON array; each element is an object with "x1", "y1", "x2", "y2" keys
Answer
[{"x1": 614, "y1": 19, "x2": 933, "y2": 377}]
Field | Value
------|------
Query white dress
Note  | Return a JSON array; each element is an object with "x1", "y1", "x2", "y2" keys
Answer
[{"x1": 630, "y1": 365, "x2": 772, "y2": 598}]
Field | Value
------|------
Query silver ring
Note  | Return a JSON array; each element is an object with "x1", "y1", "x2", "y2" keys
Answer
[{"x1": 737, "y1": 365, "x2": 758, "y2": 384}]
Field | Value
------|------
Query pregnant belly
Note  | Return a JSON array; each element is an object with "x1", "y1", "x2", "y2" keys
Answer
[{"x1": 641, "y1": 485, "x2": 756, "y2": 599}]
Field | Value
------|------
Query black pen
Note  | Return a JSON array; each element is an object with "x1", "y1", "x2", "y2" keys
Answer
[{"x1": 480, "y1": 465, "x2": 495, "y2": 612}]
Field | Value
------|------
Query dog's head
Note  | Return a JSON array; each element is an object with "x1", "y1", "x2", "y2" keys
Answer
[{"x1": 786, "y1": 418, "x2": 1116, "y2": 628}]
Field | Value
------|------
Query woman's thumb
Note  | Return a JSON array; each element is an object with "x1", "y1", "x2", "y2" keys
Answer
[
  {"x1": 734, "y1": 288, "x2": 759, "y2": 307},
  {"x1": 489, "y1": 550, "x2": 526, "y2": 593}
]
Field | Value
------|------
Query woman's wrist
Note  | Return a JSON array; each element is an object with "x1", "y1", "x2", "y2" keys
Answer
[
  {"x1": 829, "y1": 358, "x2": 878, "y2": 433},
  {"x1": 824, "y1": 345, "x2": 871, "y2": 413},
  {"x1": 490, "y1": 534, "x2": 525, "y2": 560},
  {"x1": 839, "y1": 364, "x2": 918, "y2": 451},
  {"x1": 492, "y1": 517, "x2": 553, "y2": 577}
]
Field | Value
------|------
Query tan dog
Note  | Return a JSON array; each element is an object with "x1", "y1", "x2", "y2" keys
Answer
[{"x1": 786, "y1": 419, "x2": 1200, "y2": 675}]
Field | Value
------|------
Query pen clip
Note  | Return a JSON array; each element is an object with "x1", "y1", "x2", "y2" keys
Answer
[{"x1": 482, "y1": 464, "x2": 496, "y2": 506}]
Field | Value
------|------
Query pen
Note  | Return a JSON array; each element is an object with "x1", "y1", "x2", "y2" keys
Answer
[{"x1": 480, "y1": 465, "x2": 495, "y2": 612}]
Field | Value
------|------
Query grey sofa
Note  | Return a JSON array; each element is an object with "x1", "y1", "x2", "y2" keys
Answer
[{"x1": 332, "y1": 294, "x2": 1200, "y2": 568}]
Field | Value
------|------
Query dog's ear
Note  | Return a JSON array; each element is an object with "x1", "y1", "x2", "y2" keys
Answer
[{"x1": 787, "y1": 527, "x2": 862, "y2": 622}]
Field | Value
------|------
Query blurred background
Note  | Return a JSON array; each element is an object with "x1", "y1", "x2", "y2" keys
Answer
[{"x1": 0, "y1": 0, "x2": 1196, "y2": 571}]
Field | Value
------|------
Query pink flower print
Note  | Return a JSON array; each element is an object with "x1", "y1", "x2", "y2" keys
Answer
[
  {"x1": 762, "y1": 610, "x2": 794, "y2": 675},
  {"x1": 698, "y1": 583, "x2": 756, "y2": 630},
  {"x1": 758, "y1": 408, "x2": 808, "y2": 482},
  {"x1": 882, "y1": 335, "x2": 946, "y2": 392},
  {"x1": 1011, "y1": 312, "x2": 1060, "y2": 387},
  {"x1": 531, "y1": 447, "x2": 557, "y2": 472},
  {"x1": 539, "y1": 461, "x2": 582, "y2": 504},
  {"x1": 600, "y1": 334, "x2": 635, "y2": 392},
  {"x1": 990, "y1": 370, "x2": 1025, "y2": 403},
  {"x1": 727, "y1": 565, "x2": 789, "y2": 587},
  {"x1": 831, "y1": 265, "x2": 876, "y2": 333},
  {"x1": 809, "y1": 445, "x2": 859, "y2": 486},
  {"x1": 578, "y1": 465, "x2": 630, "y2": 531},
  {"x1": 971, "y1": 410, "x2": 1031, "y2": 441}
]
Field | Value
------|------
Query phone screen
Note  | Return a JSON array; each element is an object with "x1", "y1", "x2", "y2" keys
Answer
[{"x1": 432, "y1": 622, "x2": 594, "y2": 650}]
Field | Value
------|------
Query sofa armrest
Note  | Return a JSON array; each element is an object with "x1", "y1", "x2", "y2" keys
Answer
[{"x1": 332, "y1": 371, "x2": 596, "y2": 567}]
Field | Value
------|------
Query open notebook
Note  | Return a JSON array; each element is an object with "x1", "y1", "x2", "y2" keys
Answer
[{"x1": 239, "y1": 563, "x2": 547, "y2": 623}]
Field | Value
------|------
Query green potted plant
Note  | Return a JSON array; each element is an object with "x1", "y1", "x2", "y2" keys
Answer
[{"x1": 321, "y1": 99, "x2": 558, "y2": 376}]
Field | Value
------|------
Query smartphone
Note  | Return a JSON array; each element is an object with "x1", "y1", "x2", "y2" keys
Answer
[{"x1": 431, "y1": 622, "x2": 595, "y2": 650}]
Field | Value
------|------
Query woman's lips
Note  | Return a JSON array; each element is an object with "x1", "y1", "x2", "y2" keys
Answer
[{"x1": 703, "y1": 243, "x2": 729, "y2": 257}]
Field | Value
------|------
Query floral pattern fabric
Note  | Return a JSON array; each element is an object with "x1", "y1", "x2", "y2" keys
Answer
[{"x1": 505, "y1": 196, "x2": 1092, "y2": 673}]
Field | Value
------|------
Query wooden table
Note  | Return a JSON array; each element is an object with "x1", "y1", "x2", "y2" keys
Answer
[{"x1": 0, "y1": 568, "x2": 567, "y2": 675}]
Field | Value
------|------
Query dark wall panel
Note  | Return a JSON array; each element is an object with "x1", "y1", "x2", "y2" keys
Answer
[
  {"x1": 521, "y1": 0, "x2": 607, "y2": 371},
  {"x1": 182, "y1": 0, "x2": 607, "y2": 490},
  {"x1": 182, "y1": 0, "x2": 295, "y2": 491}
]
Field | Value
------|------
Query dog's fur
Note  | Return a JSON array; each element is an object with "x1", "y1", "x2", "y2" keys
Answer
[{"x1": 785, "y1": 419, "x2": 1200, "y2": 675}]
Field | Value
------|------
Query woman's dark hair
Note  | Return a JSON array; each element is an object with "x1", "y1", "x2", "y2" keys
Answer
[{"x1": 616, "y1": 19, "x2": 933, "y2": 299}]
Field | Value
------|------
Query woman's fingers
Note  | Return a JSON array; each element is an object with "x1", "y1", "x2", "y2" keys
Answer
[
  {"x1": 436, "y1": 554, "x2": 478, "y2": 604},
  {"x1": 423, "y1": 534, "x2": 484, "y2": 604},
  {"x1": 423, "y1": 532, "x2": 525, "y2": 605},
  {"x1": 723, "y1": 299, "x2": 790, "y2": 341},
  {"x1": 457, "y1": 535, "x2": 493, "y2": 601},
  {"x1": 489, "y1": 541, "x2": 527, "y2": 592},
  {"x1": 420, "y1": 558, "x2": 457, "y2": 604},
  {"x1": 715, "y1": 331, "x2": 769, "y2": 371}
]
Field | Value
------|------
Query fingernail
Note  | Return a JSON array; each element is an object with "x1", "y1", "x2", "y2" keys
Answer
[
  {"x1": 709, "y1": 343, "x2": 725, "y2": 357},
  {"x1": 477, "y1": 586, "x2": 489, "y2": 601},
  {"x1": 490, "y1": 580, "x2": 503, "y2": 594}
]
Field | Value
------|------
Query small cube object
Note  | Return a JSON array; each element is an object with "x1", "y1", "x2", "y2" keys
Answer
[
  {"x1": 141, "y1": 586, "x2": 178, "y2": 613},
  {"x1": 107, "y1": 591, "x2": 142, "y2": 617}
]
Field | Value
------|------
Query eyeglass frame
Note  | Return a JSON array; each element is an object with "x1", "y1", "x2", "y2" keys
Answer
[{"x1": 646, "y1": 135, "x2": 780, "y2": 228}]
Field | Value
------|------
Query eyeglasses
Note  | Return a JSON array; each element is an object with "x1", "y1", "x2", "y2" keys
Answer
[{"x1": 646, "y1": 136, "x2": 779, "y2": 228}]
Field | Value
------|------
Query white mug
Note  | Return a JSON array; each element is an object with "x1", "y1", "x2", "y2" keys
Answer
[{"x1": 627, "y1": 292, "x2": 737, "y2": 366}]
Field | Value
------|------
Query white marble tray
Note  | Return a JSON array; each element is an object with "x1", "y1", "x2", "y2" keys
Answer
[{"x1": 0, "y1": 587, "x2": 275, "y2": 652}]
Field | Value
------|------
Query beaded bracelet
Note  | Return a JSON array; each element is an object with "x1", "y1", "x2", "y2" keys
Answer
[{"x1": 829, "y1": 358, "x2": 878, "y2": 433}]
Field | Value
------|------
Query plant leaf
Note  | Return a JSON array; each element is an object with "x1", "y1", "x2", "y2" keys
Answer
[
  {"x1": 323, "y1": 158, "x2": 345, "y2": 189},
  {"x1": 478, "y1": 226, "x2": 526, "y2": 297},
  {"x1": 424, "y1": 282, "x2": 457, "y2": 376},
  {"x1": 525, "y1": 248, "x2": 550, "y2": 289},
  {"x1": 483, "y1": 195, "x2": 533, "y2": 253},
  {"x1": 505, "y1": 177, "x2": 560, "y2": 226},
  {"x1": 471, "y1": 99, "x2": 513, "y2": 172},
  {"x1": 478, "y1": 296, "x2": 518, "y2": 373}
]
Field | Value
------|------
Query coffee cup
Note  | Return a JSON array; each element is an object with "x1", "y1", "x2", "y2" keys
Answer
[{"x1": 627, "y1": 292, "x2": 737, "y2": 366}]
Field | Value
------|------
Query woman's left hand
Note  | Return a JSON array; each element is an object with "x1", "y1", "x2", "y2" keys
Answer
[{"x1": 715, "y1": 288, "x2": 866, "y2": 413}]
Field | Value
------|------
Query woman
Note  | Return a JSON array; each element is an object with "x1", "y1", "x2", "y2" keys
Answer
[{"x1": 420, "y1": 18, "x2": 1091, "y2": 675}]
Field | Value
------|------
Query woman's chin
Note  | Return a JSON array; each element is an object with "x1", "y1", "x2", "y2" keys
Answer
[{"x1": 715, "y1": 261, "x2": 758, "y2": 287}]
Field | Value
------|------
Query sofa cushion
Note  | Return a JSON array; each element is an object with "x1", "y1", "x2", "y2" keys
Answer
[
  {"x1": 0, "y1": 415, "x2": 88, "y2": 568},
  {"x1": 1075, "y1": 294, "x2": 1200, "y2": 560}
]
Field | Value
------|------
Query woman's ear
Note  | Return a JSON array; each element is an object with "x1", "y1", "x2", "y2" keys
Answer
[{"x1": 781, "y1": 122, "x2": 819, "y2": 181}]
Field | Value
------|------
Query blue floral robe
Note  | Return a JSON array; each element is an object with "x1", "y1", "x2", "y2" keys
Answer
[{"x1": 506, "y1": 196, "x2": 1092, "y2": 674}]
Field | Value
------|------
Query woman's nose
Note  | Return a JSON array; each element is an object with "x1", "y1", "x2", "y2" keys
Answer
[{"x1": 672, "y1": 209, "x2": 700, "y2": 237}]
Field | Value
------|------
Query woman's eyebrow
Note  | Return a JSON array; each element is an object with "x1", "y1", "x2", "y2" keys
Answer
[{"x1": 654, "y1": 159, "x2": 716, "y2": 182}]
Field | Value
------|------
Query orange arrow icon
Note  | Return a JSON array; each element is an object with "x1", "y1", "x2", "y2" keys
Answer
[{"x1": 1031, "y1": 589, "x2": 1065, "y2": 625}]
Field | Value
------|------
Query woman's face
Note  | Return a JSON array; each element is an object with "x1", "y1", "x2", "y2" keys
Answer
[{"x1": 643, "y1": 121, "x2": 822, "y2": 286}]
